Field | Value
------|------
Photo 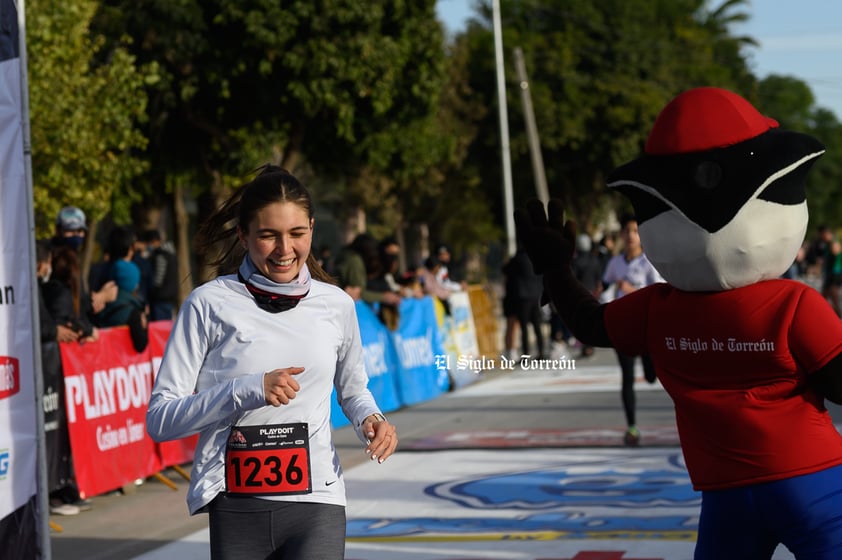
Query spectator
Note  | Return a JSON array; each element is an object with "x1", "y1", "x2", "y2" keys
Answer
[
  {"x1": 367, "y1": 236, "x2": 403, "y2": 330},
  {"x1": 434, "y1": 244, "x2": 466, "y2": 292},
  {"x1": 140, "y1": 229, "x2": 179, "y2": 321},
  {"x1": 377, "y1": 236, "x2": 402, "y2": 293},
  {"x1": 131, "y1": 233, "x2": 153, "y2": 306},
  {"x1": 38, "y1": 242, "x2": 96, "y2": 514},
  {"x1": 571, "y1": 233, "x2": 605, "y2": 357},
  {"x1": 316, "y1": 244, "x2": 335, "y2": 277},
  {"x1": 334, "y1": 233, "x2": 401, "y2": 308},
  {"x1": 418, "y1": 256, "x2": 452, "y2": 314},
  {"x1": 822, "y1": 239, "x2": 842, "y2": 317},
  {"x1": 503, "y1": 242, "x2": 546, "y2": 359},
  {"x1": 93, "y1": 226, "x2": 146, "y2": 330},
  {"x1": 42, "y1": 245, "x2": 98, "y2": 344},
  {"x1": 50, "y1": 206, "x2": 117, "y2": 314},
  {"x1": 501, "y1": 254, "x2": 520, "y2": 361},
  {"x1": 806, "y1": 225, "x2": 833, "y2": 280}
]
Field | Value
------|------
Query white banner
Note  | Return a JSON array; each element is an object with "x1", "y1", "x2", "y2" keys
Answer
[{"x1": 0, "y1": 10, "x2": 38, "y2": 519}]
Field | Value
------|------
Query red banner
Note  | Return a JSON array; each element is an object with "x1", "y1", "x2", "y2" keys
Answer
[
  {"x1": 58, "y1": 321, "x2": 196, "y2": 498},
  {"x1": 149, "y1": 321, "x2": 199, "y2": 467}
]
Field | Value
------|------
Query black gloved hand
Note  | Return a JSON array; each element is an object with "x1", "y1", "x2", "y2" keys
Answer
[{"x1": 513, "y1": 198, "x2": 577, "y2": 275}]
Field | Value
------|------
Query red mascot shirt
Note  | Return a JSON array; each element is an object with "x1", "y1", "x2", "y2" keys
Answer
[{"x1": 605, "y1": 279, "x2": 842, "y2": 490}]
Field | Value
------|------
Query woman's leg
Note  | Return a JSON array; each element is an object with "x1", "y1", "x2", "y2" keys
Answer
[
  {"x1": 272, "y1": 502, "x2": 346, "y2": 560},
  {"x1": 210, "y1": 496, "x2": 346, "y2": 560},
  {"x1": 615, "y1": 351, "x2": 637, "y2": 427}
]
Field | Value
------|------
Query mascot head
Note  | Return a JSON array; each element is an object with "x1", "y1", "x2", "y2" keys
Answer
[{"x1": 607, "y1": 87, "x2": 825, "y2": 292}]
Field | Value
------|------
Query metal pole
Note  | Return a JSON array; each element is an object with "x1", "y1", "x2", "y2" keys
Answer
[
  {"x1": 492, "y1": 0, "x2": 516, "y2": 258},
  {"x1": 513, "y1": 47, "x2": 549, "y2": 205}
]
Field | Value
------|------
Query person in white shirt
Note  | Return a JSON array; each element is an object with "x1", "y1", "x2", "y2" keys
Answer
[
  {"x1": 434, "y1": 244, "x2": 465, "y2": 292},
  {"x1": 146, "y1": 164, "x2": 397, "y2": 560},
  {"x1": 601, "y1": 214, "x2": 664, "y2": 447}
]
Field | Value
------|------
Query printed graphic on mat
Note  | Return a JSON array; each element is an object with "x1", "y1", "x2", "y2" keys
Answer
[{"x1": 346, "y1": 450, "x2": 700, "y2": 539}]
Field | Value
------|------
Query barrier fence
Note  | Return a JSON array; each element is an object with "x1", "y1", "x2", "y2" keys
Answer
[{"x1": 55, "y1": 290, "x2": 498, "y2": 499}]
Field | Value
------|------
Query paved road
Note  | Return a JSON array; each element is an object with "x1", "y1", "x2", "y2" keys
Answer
[{"x1": 48, "y1": 346, "x2": 835, "y2": 560}]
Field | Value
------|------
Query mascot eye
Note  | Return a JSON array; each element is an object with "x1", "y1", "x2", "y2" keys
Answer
[{"x1": 693, "y1": 161, "x2": 722, "y2": 190}]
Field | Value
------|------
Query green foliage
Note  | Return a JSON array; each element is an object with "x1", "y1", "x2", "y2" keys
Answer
[
  {"x1": 29, "y1": 0, "x2": 842, "y2": 271},
  {"x1": 27, "y1": 0, "x2": 151, "y2": 234},
  {"x1": 92, "y1": 0, "x2": 451, "y2": 231},
  {"x1": 453, "y1": 0, "x2": 761, "y2": 233}
]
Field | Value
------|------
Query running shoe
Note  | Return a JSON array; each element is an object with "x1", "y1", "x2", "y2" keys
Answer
[
  {"x1": 623, "y1": 427, "x2": 641, "y2": 447},
  {"x1": 50, "y1": 503, "x2": 80, "y2": 516}
]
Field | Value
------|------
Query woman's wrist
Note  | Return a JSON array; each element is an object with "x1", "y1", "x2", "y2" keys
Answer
[{"x1": 364, "y1": 413, "x2": 386, "y2": 424}]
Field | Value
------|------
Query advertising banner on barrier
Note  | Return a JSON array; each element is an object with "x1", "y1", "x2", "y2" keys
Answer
[
  {"x1": 330, "y1": 302, "x2": 402, "y2": 429},
  {"x1": 439, "y1": 291, "x2": 483, "y2": 388},
  {"x1": 59, "y1": 328, "x2": 162, "y2": 498},
  {"x1": 391, "y1": 297, "x2": 449, "y2": 406},
  {"x1": 147, "y1": 321, "x2": 199, "y2": 467}
]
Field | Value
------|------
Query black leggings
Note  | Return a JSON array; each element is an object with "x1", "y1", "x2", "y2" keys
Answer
[
  {"x1": 516, "y1": 298, "x2": 545, "y2": 357},
  {"x1": 615, "y1": 351, "x2": 656, "y2": 427},
  {"x1": 208, "y1": 494, "x2": 346, "y2": 560}
]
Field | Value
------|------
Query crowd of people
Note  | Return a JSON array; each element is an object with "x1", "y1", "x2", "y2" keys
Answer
[
  {"x1": 36, "y1": 206, "x2": 180, "y2": 516},
  {"x1": 332, "y1": 235, "x2": 467, "y2": 329}
]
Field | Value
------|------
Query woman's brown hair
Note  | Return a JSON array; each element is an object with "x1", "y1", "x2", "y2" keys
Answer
[{"x1": 194, "y1": 165, "x2": 335, "y2": 284}]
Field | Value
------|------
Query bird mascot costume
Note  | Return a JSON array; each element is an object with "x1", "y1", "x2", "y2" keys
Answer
[{"x1": 515, "y1": 87, "x2": 842, "y2": 559}]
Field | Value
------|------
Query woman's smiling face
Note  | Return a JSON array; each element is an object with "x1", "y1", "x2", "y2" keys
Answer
[{"x1": 239, "y1": 201, "x2": 313, "y2": 283}]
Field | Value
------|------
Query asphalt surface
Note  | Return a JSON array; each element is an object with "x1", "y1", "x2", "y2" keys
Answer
[{"x1": 46, "y1": 345, "x2": 839, "y2": 560}]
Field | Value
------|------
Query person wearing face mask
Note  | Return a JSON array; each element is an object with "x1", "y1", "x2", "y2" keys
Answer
[
  {"x1": 36, "y1": 240, "x2": 95, "y2": 515},
  {"x1": 146, "y1": 165, "x2": 397, "y2": 560},
  {"x1": 49, "y1": 206, "x2": 118, "y2": 315}
]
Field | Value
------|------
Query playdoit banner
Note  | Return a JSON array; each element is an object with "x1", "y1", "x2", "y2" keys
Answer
[{"x1": 58, "y1": 321, "x2": 196, "y2": 498}]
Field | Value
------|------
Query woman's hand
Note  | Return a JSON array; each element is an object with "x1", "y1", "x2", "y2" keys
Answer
[
  {"x1": 362, "y1": 413, "x2": 398, "y2": 464},
  {"x1": 263, "y1": 367, "x2": 304, "y2": 406},
  {"x1": 56, "y1": 324, "x2": 80, "y2": 343}
]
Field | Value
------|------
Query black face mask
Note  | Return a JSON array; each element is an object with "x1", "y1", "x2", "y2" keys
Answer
[
  {"x1": 383, "y1": 254, "x2": 399, "y2": 270},
  {"x1": 237, "y1": 272, "x2": 308, "y2": 313},
  {"x1": 61, "y1": 235, "x2": 85, "y2": 252}
]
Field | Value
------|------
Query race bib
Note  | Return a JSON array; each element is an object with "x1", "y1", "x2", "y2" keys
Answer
[{"x1": 225, "y1": 423, "x2": 312, "y2": 496}]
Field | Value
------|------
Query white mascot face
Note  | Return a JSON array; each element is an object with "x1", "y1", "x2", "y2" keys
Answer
[
  {"x1": 607, "y1": 87, "x2": 824, "y2": 292},
  {"x1": 638, "y1": 197, "x2": 807, "y2": 292}
]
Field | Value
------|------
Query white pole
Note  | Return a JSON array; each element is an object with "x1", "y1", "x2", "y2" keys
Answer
[
  {"x1": 492, "y1": 0, "x2": 516, "y2": 258},
  {"x1": 513, "y1": 46, "x2": 549, "y2": 205},
  {"x1": 17, "y1": 0, "x2": 53, "y2": 556}
]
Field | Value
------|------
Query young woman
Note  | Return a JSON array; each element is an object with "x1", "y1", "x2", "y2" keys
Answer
[
  {"x1": 600, "y1": 214, "x2": 664, "y2": 446},
  {"x1": 146, "y1": 165, "x2": 397, "y2": 560}
]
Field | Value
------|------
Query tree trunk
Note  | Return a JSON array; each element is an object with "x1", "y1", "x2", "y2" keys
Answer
[{"x1": 173, "y1": 179, "x2": 193, "y2": 304}]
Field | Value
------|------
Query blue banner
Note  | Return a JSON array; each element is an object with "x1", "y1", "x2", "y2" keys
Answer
[
  {"x1": 330, "y1": 301, "x2": 402, "y2": 428},
  {"x1": 391, "y1": 297, "x2": 450, "y2": 406}
]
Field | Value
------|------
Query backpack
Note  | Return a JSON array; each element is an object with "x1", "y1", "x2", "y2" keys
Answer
[
  {"x1": 126, "y1": 305, "x2": 149, "y2": 353},
  {"x1": 101, "y1": 301, "x2": 148, "y2": 353}
]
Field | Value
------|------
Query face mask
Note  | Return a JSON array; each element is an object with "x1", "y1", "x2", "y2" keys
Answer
[
  {"x1": 40, "y1": 265, "x2": 51, "y2": 283},
  {"x1": 62, "y1": 236, "x2": 85, "y2": 252}
]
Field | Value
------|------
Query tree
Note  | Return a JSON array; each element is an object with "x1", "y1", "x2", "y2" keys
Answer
[
  {"x1": 92, "y1": 0, "x2": 449, "y2": 282},
  {"x1": 27, "y1": 0, "x2": 151, "y2": 244},
  {"x1": 755, "y1": 75, "x2": 842, "y2": 232},
  {"x1": 452, "y1": 0, "x2": 759, "y2": 236}
]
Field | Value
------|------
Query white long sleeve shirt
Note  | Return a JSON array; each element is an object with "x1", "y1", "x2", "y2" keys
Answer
[{"x1": 146, "y1": 274, "x2": 381, "y2": 514}]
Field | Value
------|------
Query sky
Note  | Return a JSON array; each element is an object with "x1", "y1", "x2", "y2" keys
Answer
[{"x1": 435, "y1": 0, "x2": 842, "y2": 119}]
